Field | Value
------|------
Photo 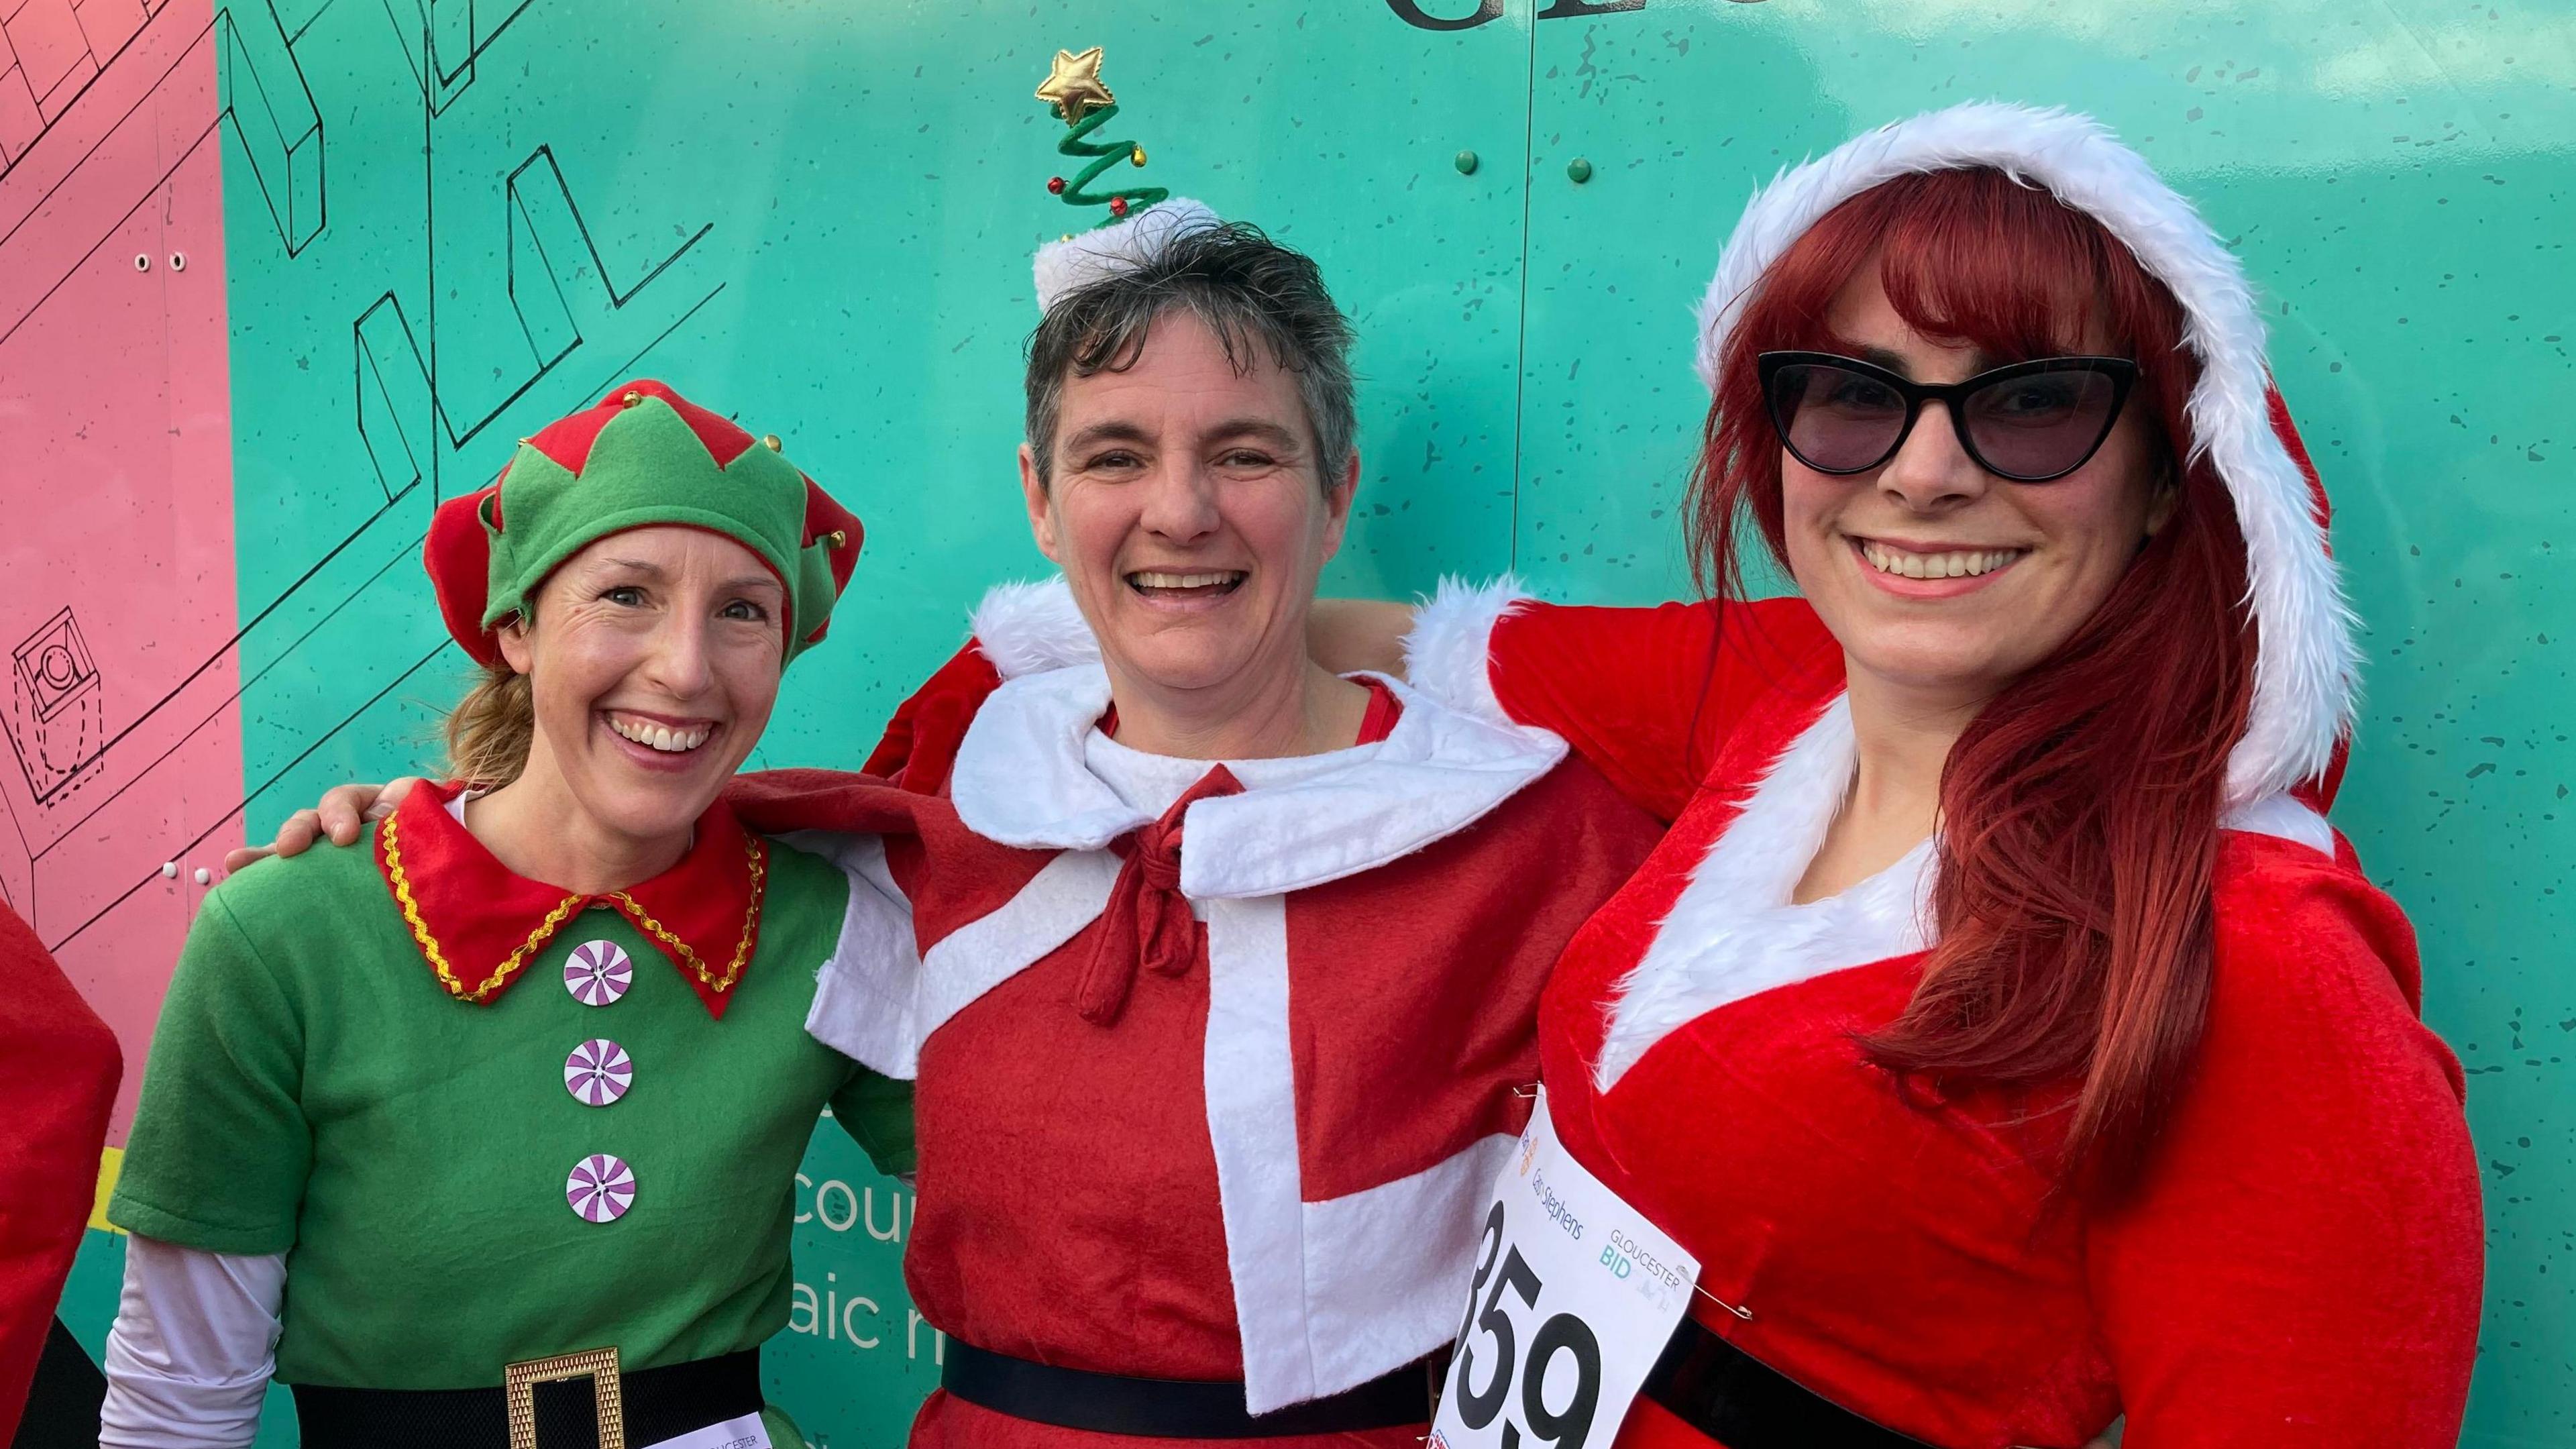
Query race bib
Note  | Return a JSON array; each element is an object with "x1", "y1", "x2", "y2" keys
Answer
[
  {"x1": 641, "y1": 1411, "x2": 770, "y2": 1449},
  {"x1": 1429, "y1": 1090, "x2": 1700, "y2": 1449}
]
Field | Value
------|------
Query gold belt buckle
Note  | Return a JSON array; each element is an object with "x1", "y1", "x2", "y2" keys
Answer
[{"x1": 503, "y1": 1346, "x2": 626, "y2": 1449}]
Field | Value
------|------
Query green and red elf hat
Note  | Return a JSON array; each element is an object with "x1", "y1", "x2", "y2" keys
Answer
[{"x1": 424, "y1": 380, "x2": 863, "y2": 668}]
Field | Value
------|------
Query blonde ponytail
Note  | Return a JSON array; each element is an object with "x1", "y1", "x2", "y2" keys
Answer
[{"x1": 444, "y1": 661, "x2": 535, "y2": 787}]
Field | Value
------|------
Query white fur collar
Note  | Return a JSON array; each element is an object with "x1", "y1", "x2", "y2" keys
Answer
[
  {"x1": 1697, "y1": 101, "x2": 2357, "y2": 809},
  {"x1": 1598, "y1": 696, "x2": 1932, "y2": 1089},
  {"x1": 1595, "y1": 692, "x2": 2339, "y2": 1090},
  {"x1": 947, "y1": 662, "x2": 1566, "y2": 900}
]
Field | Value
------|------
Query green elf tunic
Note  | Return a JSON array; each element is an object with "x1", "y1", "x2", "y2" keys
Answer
[{"x1": 109, "y1": 779, "x2": 911, "y2": 1441}]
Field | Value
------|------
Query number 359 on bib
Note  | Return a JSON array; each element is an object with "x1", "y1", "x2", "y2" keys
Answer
[{"x1": 1428, "y1": 1094, "x2": 1701, "y2": 1449}]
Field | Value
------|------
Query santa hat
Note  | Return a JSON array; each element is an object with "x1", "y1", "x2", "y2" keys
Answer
[
  {"x1": 1697, "y1": 102, "x2": 2356, "y2": 807},
  {"x1": 423, "y1": 379, "x2": 863, "y2": 669}
]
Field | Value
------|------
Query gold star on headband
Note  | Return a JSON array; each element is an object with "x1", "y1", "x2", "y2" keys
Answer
[{"x1": 1036, "y1": 46, "x2": 1116, "y2": 125}]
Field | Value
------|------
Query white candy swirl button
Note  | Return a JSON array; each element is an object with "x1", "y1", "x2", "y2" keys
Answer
[
  {"x1": 566, "y1": 1154, "x2": 636, "y2": 1223},
  {"x1": 564, "y1": 1039, "x2": 633, "y2": 1107},
  {"x1": 564, "y1": 940, "x2": 632, "y2": 1006}
]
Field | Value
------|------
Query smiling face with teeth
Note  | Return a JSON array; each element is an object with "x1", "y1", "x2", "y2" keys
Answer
[
  {"x1": 492, "y1": 525, "x2": 786, "y2": 864},
  {"x1": 1022, "y1": 310, "x2": 1359, "y2": 748},
  {"x1": 1778, "y1": 263, "x2": 2177, "y2": 718}
]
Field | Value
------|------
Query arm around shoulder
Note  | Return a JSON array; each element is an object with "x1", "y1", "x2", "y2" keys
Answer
[
  {"x1": 1405, "y1": 583, "x2": 1830, "y2": 823},
  {"x1": 1307, "y1": 598, "x2": 1413, "y2": 679}
]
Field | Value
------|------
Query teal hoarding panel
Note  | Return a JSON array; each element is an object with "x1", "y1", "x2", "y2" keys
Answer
[
  {"x1": 27, "y1": 0, "x2": 2541, "y2": 1445},
  {"x1": 772, "y1": 1118, "x2": 937, "y2": 1447}
]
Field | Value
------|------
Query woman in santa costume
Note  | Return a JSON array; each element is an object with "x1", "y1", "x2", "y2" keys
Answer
[
  {"x1": 731, "y1": 213, "x2": 1664, "y2": 1448},
  {"x1": 1322, "y1": 103, "x2": 2484, "y2": 1446},
  {"x1": 99, "y1": 380, "x2": 912, "y2": 1449}
]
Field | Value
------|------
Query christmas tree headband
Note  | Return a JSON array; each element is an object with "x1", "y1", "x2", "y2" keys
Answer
[
  {"x1": 423, "y1": 379, "x2": 864, "y2": 671},
  {"x1": 1030, "y1": 45, "x2": 1220, "y2": 312}
]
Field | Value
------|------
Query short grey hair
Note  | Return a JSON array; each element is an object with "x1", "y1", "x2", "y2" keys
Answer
[{"x1": 1024, "y1": 221, "x2": 1357, "y2": 489}]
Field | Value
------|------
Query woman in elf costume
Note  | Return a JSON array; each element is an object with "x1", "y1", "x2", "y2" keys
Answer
[
  {"x1": 99, "y1": 380, "x2": 914, "y2": 1449},
  {"x1": 1316, "y1": 103, "x2": 2484, "y2": 1445}
]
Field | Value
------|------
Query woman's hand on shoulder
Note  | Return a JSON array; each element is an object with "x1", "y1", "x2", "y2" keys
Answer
[{"x1": 219, "y1": 779, "x2": 422, "y2": 872}]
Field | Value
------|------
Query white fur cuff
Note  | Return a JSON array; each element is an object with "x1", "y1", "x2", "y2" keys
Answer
[
  {"x1": 1400, "y1": 576, "x2": 1530, "y2": 732},
  {"x1": 970, "y1": 576, "x2": 1100, "y2": 680}
]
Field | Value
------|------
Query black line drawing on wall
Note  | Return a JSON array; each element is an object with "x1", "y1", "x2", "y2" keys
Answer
[
  {"x1": 8, "y1": 608, "x2": 104, "y2": 802},
  {"x1": 1, "y1": 0, "x2": 718, "y2": 959}
]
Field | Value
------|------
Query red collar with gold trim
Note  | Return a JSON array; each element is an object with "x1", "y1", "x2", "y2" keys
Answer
[{"x1": 374, "y1": 780, "x2": 769, "y2": 1018}]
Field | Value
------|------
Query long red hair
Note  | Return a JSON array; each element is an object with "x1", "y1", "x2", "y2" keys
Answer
[{"x1": 1689, "y1": 168, "x2": 2256, "y2": 1197}]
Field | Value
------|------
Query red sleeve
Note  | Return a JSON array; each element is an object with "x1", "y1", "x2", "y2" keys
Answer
[
  {"x1": 1487, "y1": 596, "x2": 1836, "y2": 823},
  {"x1": 2086, "y1": 843, "x2": 2482, "y2": 1448},
  {"x1": 728, "y1": 640, "x2": 1002, "y2": 828},
  {"x1": 725, "y1": 640, "x2": 1004, "y2": 830},
  {"x1": 0, "y1": 902, "x2": 119, "y2": 1443},
  {"x1": 723, "y1": 768, "x2": 936, "y2": 837},
  {"x1": 860, "y1": 641, "x2": 1004, "y2": 797}
]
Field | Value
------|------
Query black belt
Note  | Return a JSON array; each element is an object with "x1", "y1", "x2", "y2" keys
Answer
[
  {"x1": 942, "y1": 1338, "x2": 1438, "y2": 1438},
  {"x1": 292, "y1": 1347, "x2": 763, "y2": 1449},
  {"x1": 1642, "y1": 1316, "x2": 1932, "y2": 1448}
]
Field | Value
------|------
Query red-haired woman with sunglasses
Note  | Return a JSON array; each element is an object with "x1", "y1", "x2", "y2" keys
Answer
[{"x1": 1326, "y1": 104, "x2": 2482, "y2": 1446}]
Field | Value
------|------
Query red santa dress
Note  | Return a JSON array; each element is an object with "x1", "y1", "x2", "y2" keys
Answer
[
  {"x1": 0, "y1": 899, "x2": 119, "y2": 1443},
  {"x1": 731, "y1": 580, "x2": 1663, "y2": 1447},
  {"x1": 1388, "y1": 102, "x2": 2485, "y2": 1449}
]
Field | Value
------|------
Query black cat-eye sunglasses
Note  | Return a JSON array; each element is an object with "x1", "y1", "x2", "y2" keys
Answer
[{"x1": 1756, "y1": 350, "x2": 2140, "y2": 484}]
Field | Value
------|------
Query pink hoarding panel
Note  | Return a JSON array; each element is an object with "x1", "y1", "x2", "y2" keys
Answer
[{"x1": 0, "y1": 0, "x2": 231, "y2": 1140}]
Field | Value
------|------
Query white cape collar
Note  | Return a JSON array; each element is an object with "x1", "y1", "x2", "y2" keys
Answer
[
  {"x1": 949, "y1": 662, "x2": 1567, "y2": 900},
  {"x1": 1598, "y1": 695, "x2": 1935, "y2": 1091}
]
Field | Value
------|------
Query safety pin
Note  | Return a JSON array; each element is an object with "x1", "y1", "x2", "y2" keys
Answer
[{"x1": 1695, "y1": 1284, "x2": 1754, "y2": 1321}]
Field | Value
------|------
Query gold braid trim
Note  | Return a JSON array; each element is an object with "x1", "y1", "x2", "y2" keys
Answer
[
  {"x1": 610, "y1": 835, "x2": 767, "y2": 995},
  {"x1": 382, "y1": 812, "x2": 586, "y2": 1003}
]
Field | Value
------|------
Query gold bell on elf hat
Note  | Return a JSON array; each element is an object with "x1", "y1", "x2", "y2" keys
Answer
[{"x1": 423, "y1": 380, "x2": 863, "y2": 669}]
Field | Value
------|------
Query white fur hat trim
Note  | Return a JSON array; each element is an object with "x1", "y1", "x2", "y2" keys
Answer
[
  {"x1": 1695, "y1": 101, "x2": 2357, "y2": 806},
  {"x1": 1032, "y1": 197, "x2": 1222, "y2": 313}
]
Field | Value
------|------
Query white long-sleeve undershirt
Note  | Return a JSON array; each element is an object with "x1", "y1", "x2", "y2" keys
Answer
[{"x1": 99, "y1": 1234, "x2": 286, "y2": 1448}]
